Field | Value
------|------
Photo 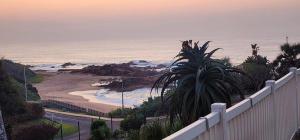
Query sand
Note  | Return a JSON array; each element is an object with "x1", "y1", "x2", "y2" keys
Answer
[{"x1": 34, "y1": 71, "x2": 119, "y2": 113}]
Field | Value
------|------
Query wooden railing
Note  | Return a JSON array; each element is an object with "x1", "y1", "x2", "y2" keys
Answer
[{"x1": 164, "y1": 67, "x2": 300, "y2": 140}]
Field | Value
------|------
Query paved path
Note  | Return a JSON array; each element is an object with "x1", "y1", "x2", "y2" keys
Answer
[{"x1": 45, "y1": 109, "x2": 122, "y2": 140}]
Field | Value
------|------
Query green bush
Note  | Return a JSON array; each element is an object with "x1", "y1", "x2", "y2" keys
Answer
[
  {"x1": 12, "y1": 124, "x2": 59, "y2": 140},
  {"x1": 90, "y1": 119, "x2": 110, "y2": 140},
  {"x1": 109, "y1": 108, "x2": 134, "y2": 118},
  {"x1": 139, "y1": 121, "x2": 165, "y2": 140},
  {"x1": 138, "y1": 119, "x2": 183, "y2": 140},
  {"x1": 120, "y1": 113, "x2": 144, "y2": 131}
]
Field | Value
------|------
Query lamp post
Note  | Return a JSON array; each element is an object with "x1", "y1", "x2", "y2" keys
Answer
[
  {"x1": 23, "y1": 66, "x2": 28, "y2": 101},
  {"x1": 121, "y1": 80, "x2": 124, "y2": 111}
]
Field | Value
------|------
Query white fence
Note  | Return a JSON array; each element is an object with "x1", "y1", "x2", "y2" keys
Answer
[{"x1": 164, "y1": 67, "x2": 300, "y2": 140}]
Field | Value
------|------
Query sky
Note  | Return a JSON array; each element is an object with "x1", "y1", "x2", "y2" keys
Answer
[{"x1": 1, "y1": 0, "x2": 300, "y2": 44}]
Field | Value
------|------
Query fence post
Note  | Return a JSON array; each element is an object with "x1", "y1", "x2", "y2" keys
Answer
[
  {"x1": 290, "y1": 67, "x2": 299, "y2": 128},
  {"x1": 78, "y1": 121, "x2": 80, "y2": 140},
  {"x1": 211, "y1": 103, "x2": 228, "y2": 140},
  {"x1": 266, "y1": 80, "x2": 276, "y2": 140}
]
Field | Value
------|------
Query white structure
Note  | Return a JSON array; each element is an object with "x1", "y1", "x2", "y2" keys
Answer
[
  {"x1": 164, "y1": 67, "x2": 300, "y2": 140},
  {"x1": 0, "y1": 111, "x2": 7, "y2": 140}
]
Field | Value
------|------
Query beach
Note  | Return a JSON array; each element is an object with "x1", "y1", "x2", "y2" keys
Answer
[{"x1": 34, "y1": 71, "x2": 119, "y2": 113}]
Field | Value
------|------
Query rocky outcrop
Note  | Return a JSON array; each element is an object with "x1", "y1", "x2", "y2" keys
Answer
[
  {"x1": 73, "y1": 62, "x2": 167, "y2": 91},
  {"x1": 61, "y1": 62, "x2": 75, "y2": 68},
  {"x1": 101, "y1": 76, "x2": 159, "y2": 92},
  {"x1": 73, "y1": 62, "x2": 164, "y2": 77}
]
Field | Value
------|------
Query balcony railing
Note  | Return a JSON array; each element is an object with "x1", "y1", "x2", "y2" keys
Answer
[{"x1": 164, "y1": 67, "x2": 300, "y2": 140}]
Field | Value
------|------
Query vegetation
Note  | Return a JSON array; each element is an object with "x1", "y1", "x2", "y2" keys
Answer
[
  {"x1": 0, "y1": 61, "x2": 26, "y2": 117},
  {"x1": 120, "y1": 112, "x2": 145, "y2": 131},
  {"x1": 152, "y1": 40, "x2": 246, "y2": 125},
  {"x1": 0, "y1": 59, "x2": 40, "y2": 101},
  {"x1": 29, "y1": 74, "x2": 44, "y2": 84},
  {"x1": 57, "y1": 123, "x2": 79, "y2": 138},
  {"x1": 273, "y1": 43, "x2": 300, "y2": 78},
  {"x1": 90, "y1": 119, "x2": 110, "y2": 140},
  {"x1": 240, "y1": 44, "x2": 274, "y2": 93},
  {"x1": 11, "y1": 123, "x2": 59, "y2": 140}
]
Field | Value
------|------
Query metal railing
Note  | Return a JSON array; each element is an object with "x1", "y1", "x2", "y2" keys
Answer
[{"x1": 164, "y1": 67, "x2": 300, "y2": 140}]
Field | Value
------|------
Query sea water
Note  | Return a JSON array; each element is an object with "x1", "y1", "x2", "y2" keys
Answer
[
  {"x1": 1, "y1": 37, "x2": 296, "y2": 66},
  {"x1": 69, "y1": 88, "x2": 160, "y2": 107},
  {"x1": 2, "y1": 37, "x2": 298, "y2": 106}
]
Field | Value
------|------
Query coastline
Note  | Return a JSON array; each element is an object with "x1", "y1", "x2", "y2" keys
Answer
[{"x1": 34, "y1": 71, "x2": 119, "y2": 113}]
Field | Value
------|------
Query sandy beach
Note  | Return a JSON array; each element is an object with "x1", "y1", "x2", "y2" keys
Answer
[{"x1": 34, "y1": 71, "x2": 119, "y2": 113}]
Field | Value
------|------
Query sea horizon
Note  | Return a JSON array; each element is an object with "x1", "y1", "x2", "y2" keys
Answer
[{"x1": 2, "y1": 36, "x2": 299, "y2": 67}]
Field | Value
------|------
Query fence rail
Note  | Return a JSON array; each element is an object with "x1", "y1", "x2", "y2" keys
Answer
[
  {"x1": 42, "y1": 99, "x2": 108, "y2": 117},
  {"x1": 164, "y1": 67, "x2": 300, "y2": 140}
]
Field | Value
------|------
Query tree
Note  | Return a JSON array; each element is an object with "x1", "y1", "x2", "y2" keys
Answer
[
  {"x1": 152, "y1": 40, "x2": 245, "y2": 125},
  {"x1": 240, "y1": 44, "x2": 274, "y2": 93},
  {"x1": 90, "y1": 119, "x2": 110, "y2": 140},
  {"x1": 273, "y1": 43, "x2": 300, "y2": 78},
  {"x1": 0, "y1": 61, "x2": 26, "y2": 116},
  {"x1": 120, "y1": 113, "x2": 144, "y2": 131}
]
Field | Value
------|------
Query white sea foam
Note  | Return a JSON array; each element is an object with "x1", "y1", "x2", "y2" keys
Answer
[
  {"x1": 69, "y1": 88, "x2": 160, "y2": 107},
  {"x1": 30, "y1": 63, "x2": 91, "y2": 72}
]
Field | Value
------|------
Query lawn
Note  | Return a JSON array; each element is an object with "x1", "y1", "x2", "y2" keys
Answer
[
  {"x1": 56, "y1": 123, "x2": 79, "y2": 138},
  {"x1": 30, "y1": 74, "x2": 44, "y2": 83},
  {"x1": 17, "y1": 118, "x2": 79, "y2": 138}
]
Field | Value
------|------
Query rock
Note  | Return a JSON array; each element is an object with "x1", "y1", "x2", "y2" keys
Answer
[
  {"x1": 101, "y1": 76, "x2": 159, "y2": 92},
  {"x1": 61, "y1": 62, "x2": 75, "y2": 68},
  {"x1": 73, "y1": 62, "x2": 163, "y2": 77}
]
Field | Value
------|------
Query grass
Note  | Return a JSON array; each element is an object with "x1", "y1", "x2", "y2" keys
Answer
[
  {"x1": 10, "y1": 78, "x2": 41, "y2": 101},
  {"x1": 15, "y1": 118, "x2": 78, "y2": 138},
  {"x1": 56, "y1": 123, "x2": 79, "y2": 138},
  {"x1": 29, "y1": 74, "x2": 44, "y2": 84}
]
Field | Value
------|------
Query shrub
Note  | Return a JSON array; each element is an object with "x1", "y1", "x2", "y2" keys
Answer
[
  {"x1": 25, "y1": 102, "x2": 45, "y2": 119},
  {"x1": 139, "y1": 121, "x2": 165, "y2": 140},
  {"x1": 120, "y1": 113, "x2": 144, "y2": 131},
  {"x1": 109, "y1": 108, "x2": 133, "y2": 118},
  {"x1": 112, "y1": 129, "x2": 126, "y2": 139},
  {"x1": 90, "y1": 119, "x2": 110, "y2": 140},
  {"x1": 12, "y1": 124, "x2": 59, "y2": 140},
  {"x1": 139, "y1": 119, "x2": 183, "y2": 140}
]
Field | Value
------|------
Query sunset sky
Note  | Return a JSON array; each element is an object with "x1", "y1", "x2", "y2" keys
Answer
[{"x1": 1, "y1": 0, "x2": 300, "y2": 44}]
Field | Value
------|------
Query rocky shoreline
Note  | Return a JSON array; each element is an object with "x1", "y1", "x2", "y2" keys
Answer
[
  {"x1": 32, "y1": 60, "x2": 168, "y2": 92},
  {"x1": 71, "y1": 61, "x2": 167, "y2": 92}
]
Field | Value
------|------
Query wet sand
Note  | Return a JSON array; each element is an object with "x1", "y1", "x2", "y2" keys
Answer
[{"x1": 34, "y1": 71, "x2": 119, "y2": 113}]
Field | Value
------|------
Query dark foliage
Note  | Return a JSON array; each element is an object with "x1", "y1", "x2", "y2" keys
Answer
[
  {"x1": 152, "y1": 40, "x2": 246, "y2": 125},
  {"x1": 0, "y1": 61, "x2": 26, "y2": 117},
  {"x1": 240, "y1": 44, "x2": 274, "y2": 92},
  {"x1": 11, "y1": 124, "x2": 59, "y2": 140},
  {"x1": 90, "y1": 119, "x2": 110, "y2": 140},
  {"x1": 0, "y1": 59, "x2": 36, "y2": 83},
  {"x1": 120, "y1": 113, "x2": 144, "y2": 131},
  {"x1": 273, "y1": 43, "x2": 300, "y2": 78}
]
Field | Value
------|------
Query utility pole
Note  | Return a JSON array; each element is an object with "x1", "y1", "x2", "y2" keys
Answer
[
  {"x1": 77, "y1": 121, "x2": 80, "y2": 140},
  {"x1": 286, "y1": 35, "x2": 289, "y2": 44},
  {"x1": 121, "y1": 80, "x2": 124, "y2": 110},
  {"x1": 23, "y1": 66, "x2": 28, "y2": 101}
]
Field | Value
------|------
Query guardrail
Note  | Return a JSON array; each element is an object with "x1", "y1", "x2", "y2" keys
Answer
[
  {"x1": 42, "y1": 99, "x2": 108, "y2": 117},
  {"x1": 164, "y1": 67, "x2": 300, "y2": 140}
]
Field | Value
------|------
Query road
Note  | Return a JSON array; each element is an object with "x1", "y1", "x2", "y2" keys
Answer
[{"x1": 45, "y1": 110, "x2": 121, "y2": 140}]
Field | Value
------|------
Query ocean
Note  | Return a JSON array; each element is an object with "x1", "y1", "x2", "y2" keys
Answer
[
  {"x1": 1, "y1": 37, "x2": 298, "y2": 106},
  {"x1": 1, "y1": 37, "x2": 297, "y2": 67}
]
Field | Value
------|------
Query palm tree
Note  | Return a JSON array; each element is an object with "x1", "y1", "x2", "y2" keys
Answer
[
  {"x1": 152, "y1": 40, "x2": 245, "y2": 125},
  {"x1": 273, "y1": 43, "x2": 300, "y2": 78}
]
